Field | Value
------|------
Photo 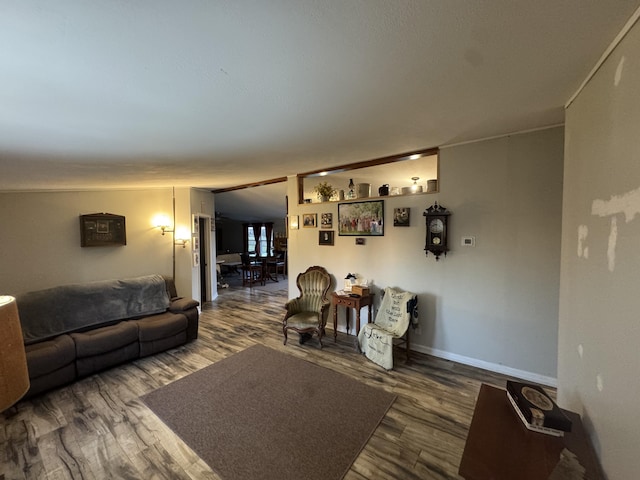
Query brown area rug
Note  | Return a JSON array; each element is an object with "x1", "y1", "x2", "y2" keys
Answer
[{"x1": 142, "y1": 344, "x2": 396, "y2": 480}]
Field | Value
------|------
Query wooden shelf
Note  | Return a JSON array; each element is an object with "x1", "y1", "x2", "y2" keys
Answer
[{"x1": 299, "y1": 190, "x2": 437, "y2": 206}]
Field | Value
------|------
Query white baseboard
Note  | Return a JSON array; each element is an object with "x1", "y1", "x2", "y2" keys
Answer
[
  {"x1": 335, "y1": 325, "x2": 557, "y2": 387},
  {"x1": 411, "y1": 344, "x2": 557, "y2": 388}
]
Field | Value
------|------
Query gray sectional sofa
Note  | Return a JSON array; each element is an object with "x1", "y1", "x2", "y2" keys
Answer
[{"x1": 16, "y1": 274, "x2": 199, "y2": 399}]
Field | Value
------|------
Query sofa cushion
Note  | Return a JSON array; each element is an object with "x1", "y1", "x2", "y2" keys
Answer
[
  {"x1": 135, "y1": 312, "x2": 187, "y2": 342},
  {"x1": 76, "y1": 342, "x2": 140, "y2": 378},
  {"x1": 169, "y1": 297, "x2": 200, "y2": 312},
  {"x1": 139, "y1": 332, "x2": 187, "y2": 358},
  {"x1": 71, "y1": 321, "x2": 139, "y2": 357},
  {"x1": 25, "y1": 363, "x2": 76, "y2": 399},
  {"x1": 25, "y1": 334, "x2": 76, "y2": 378}
]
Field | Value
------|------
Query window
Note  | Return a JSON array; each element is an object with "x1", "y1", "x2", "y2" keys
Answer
[{"x1": 247, "y1": 225, "x2": 272, "y2": 256}]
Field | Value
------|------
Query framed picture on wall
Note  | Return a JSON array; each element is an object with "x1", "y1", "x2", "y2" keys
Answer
[
  {"x1": 393, "y1": 208, "x2": 410, "y2": 227},
  {"x1": 303, "y1": 213, "x2": 317, "y2": 228},
  {"x1": 321, "y1": 212, "x2": 333, "y2": 229},
  {"x1": 192, "y1": 215, "x2": 199, "y2": 234},
  {"x1": 319, "y1": 230, "x2": 334, "y2": 246},
  {"x1": 338, "y1": 200, "x2": 384, "y2": 236},
  {"x1": 79, "y1": 213, "x2": 127, "y2": 247}
]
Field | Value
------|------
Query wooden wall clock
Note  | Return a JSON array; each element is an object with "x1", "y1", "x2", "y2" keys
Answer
[{"x1": 423, "y1": 202, "x2": 451, "y2": 260}]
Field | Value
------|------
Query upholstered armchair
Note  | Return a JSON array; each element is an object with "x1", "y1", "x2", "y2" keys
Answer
[{"x1": 283, "y1": 266, "x2": 331, "y2": 348}]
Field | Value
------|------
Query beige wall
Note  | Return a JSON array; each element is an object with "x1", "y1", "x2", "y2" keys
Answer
[
  {"x1": 559, "y1": 17, "x2": 640, "y2": 479},
  {"x1": 288, "y1": 126, "x2": 564, "y2": 384},
  {"x1": 0, "y1": 188, "x2": 215, "y2": 302}
]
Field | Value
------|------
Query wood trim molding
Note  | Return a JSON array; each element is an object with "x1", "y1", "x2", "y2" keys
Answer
[
  {"x1": 211, "y1": 176, "x2": 287, "y2": 194},
  {"x1": 297, "y1": 147, "x2": 439, "y2": 178}
]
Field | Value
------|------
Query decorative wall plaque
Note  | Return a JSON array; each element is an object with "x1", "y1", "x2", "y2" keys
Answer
[{"x1": 79, "y1": 213, "x2": 127, "y2": 247}]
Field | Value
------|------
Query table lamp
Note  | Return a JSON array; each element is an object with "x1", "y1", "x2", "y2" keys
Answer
[
  {"x1": 344, "y1": 273, "x2": 356, "y2": 292},
  {"x1": 0, "y1": 295, "x2": 30, "y2": 412}
]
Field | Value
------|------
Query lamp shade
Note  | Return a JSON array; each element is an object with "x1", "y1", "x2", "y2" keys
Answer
[{"x1": 0, "y1": 295, "x2": 30, "y2": 411}]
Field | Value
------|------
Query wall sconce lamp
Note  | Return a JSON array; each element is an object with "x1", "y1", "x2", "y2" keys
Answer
[
  {"x1": 158, "y1": 225, "x2": 174, "y2": 235},
  {"x1": 153, "y1": 214, "x2": 174, "y2": 235},
  {"x1": 174, "y1": 238, "x2": 189, "y2": 248}
]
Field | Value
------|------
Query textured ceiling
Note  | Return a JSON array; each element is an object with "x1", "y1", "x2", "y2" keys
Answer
[{"x1": 1, "y1": 0, "x2": 639, "y2": 194}]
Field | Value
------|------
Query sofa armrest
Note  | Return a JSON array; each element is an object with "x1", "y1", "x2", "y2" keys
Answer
[{"x1": 169, "y1": 297, "x2": 200, "y2": 312}]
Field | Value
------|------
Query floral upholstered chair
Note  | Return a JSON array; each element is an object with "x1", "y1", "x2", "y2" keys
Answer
[{"x1": 282, "y1": 266, "x2": 331, "y2": 348}]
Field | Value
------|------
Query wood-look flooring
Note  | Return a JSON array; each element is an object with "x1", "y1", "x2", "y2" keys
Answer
[{"x1": 1, "y1": 282, "x2": 529, "y2": 480}]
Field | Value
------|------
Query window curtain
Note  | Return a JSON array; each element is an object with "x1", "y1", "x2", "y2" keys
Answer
[
  {"x1": 252, "y1": 224, "x2": 262, "y2": 255},
  {"x1": 264, "y1": 222, "x2": 273, "y2": 256},
  {"x1": 242, "y1": 223, "x2": 249, "y2": 253}
]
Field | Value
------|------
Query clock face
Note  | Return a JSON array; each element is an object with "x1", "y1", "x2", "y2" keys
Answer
[
  {"x1": 432, "y1": 236, "x2": 441, "y2": 245},
  {"x1": 429, "y1": 218, "x2": 444, "y2": 234}
]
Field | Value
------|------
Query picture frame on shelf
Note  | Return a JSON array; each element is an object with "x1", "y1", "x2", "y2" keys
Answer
[{"x1": 338, "y1": 200, "x2": 384, "y2": 236}]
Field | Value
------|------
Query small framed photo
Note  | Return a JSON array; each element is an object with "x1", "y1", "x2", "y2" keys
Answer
[
  {"x1": 355, "y1": 237, "x2": 365, "y2": 245},
  {"x1": 393, "y1": 208, "x2": 411, "y2": 227},
  {"x1": 192, "y1": 236, "x2": 199, "y2": 251},
  {"x1": 192, "y1": 215, "x2": 199, "y2": 234},
  {"x1": 321, "y1": 212, "x2": 333, "y2": 229},
  {"x1": 192, "y1": 252, "x2": 200, "y2": 267},
  {"x1": 289, "y1": 215, "x2": 299, "y2": 230},
  {"x1": 303, "y1": 213, "x2": 317, "y2": 228},
  {"x1": 319, "y1": 230, "x2": 335, "y2": 246}
]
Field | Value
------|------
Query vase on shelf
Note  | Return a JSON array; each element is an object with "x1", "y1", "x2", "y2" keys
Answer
[
  {"x1": 347, "y1": 179, "x2": 355, "y2": 199},
  {"x1": 357, "y1": 183, "x2": 370, "y2": 198}
]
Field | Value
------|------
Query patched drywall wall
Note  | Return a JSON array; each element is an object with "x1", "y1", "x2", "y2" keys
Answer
[
  {"x1": 559, "y1": 17, "x2": 640, "y2": 479},
  {"x1": 591, "y1": 186, "x2": 640, "y2": 272}
]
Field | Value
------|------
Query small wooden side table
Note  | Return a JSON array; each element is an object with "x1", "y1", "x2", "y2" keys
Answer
[
  {"x1": 331, "y1": 292, "x2": 374, "y2": 346},
  {"x1": 459, "y1": 383, "x2": 604, "y2": 480}
]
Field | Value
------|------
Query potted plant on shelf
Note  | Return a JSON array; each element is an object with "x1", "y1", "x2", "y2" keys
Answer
[{"x1": 313, "y1": 181, "x2": 336, "y2": 202}]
